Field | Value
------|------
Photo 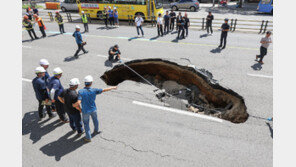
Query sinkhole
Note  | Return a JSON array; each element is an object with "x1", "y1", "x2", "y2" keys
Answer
[{"x1": 100, "y1": 59, "x2": 248, "y2": 123}]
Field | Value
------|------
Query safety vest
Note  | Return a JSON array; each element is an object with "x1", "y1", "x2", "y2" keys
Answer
[
  {"x1": 36, "y1": 17, "x2": 45, "y2": 28},
  {"x1": 55, "y1": 15, "x2": 64, "y2": 25},
  {"x1": 23, "y1": 20, "x2": 33, "y2": 30},
  {"x1": 81, "y1": 14, "x2": 88, "y2": 23}
]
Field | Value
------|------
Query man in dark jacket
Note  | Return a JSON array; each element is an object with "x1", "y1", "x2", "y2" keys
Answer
[
  {"x1": 58, "y1": 78, "x2": 84, "y2": 136},
  {"x1": 108, "y1": 44, "x2": 122, "y2": 62},
  {"x1": 219, "y1": 18, "x2": 230, "y2": 49},
  {"x1": 163, "y1": 11, "x2": 170, "y2": 34},
  {"x1": 32, "y1": 67, "x2": 55, "y2": 120},
  {"x1": 177, "y1": 16, "x2": 185, "y2": 39},
  {"x1": 73, "y1": 25, "x2": 88, "y2": 58},
  {"x1": 169, "y1": 10, "x2": 176, "y2": 31},
  {"x1": 184, "y1": 13, "x2": 190, "y2": 37},
  {"x1": 206, "y1": 11, "x2": 214, "y2": 35}
]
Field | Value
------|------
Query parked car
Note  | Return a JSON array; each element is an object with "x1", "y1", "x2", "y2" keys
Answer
[
  {"x1": 60, "y1": 0, "x2": 78, "y2": 12},
  {"x1": 170, "y1": 0, "x2": 200, "y2": 12}
]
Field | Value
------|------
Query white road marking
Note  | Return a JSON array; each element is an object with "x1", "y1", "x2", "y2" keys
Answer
[
  {"x1": 95, "y1": 54, "x2": 132, "y2": 61},
  {"x1": 22, "y1": 45, "x2": 31, "y2": 49},
  {"x1": 247, "y1": 73, "x2": 273, "y2": 79},
  {"x1": 22, "y1": 78, "x2": 32, "y2": 82},
  {"x1": 132, "y1": 100, "x2": 223, "y2": 123}
]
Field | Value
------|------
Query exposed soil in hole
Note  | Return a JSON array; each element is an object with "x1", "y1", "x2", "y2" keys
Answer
[{"x1": 100, "y1": 59, "x2": 248, "y2": 123}]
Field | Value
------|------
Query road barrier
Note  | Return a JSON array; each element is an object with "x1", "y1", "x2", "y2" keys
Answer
[{"x1": 33, "y1": 12, "x2": 273, "y2": 34}]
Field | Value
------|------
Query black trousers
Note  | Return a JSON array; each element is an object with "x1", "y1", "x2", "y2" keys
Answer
[
  {"x1": 109, "y1": 17, "x2": 114, "y2": 26},
  {"x1": 39, "y1": 26, "x2": 46, "y2": 37},
  {"x1": 59, "y1": 24, "x2": 65, "y2": 34},
  {"x1": 184, "y1": 26, "x2": 189, "y2": 36},
  {"x1": 38, "y1": 100, "x2": 53, "y2": 118},
  {"x1": 27, "y1": 29, "x2": 38, "y2": 40},
  {"x1": 55, "y1": 100, "x2": 67, "y2": 121},
  {"x1": 136, "y1": 26, "x2": 144, "y2": 35},
  {"x1": 220, "y1": 33, "x2": 228, "y2": 47},
  {"x1": 170, "y1": 19, "x2": 175, "y2": 31},
  {"x1": 83, "y1": 23, "x2": 89, "y2": 32},
  {"x1": 259, "y1": 46, "x2": 267, "y2": 62},
  {"x1": 178, "y1": 27, "x2": 184, "y2": 38},
  {"x1": 206, "y1": 22, "x2": 213, "y2": 34},
  {"x1": 157, "y1": 24, "x2": 163, "y2": 36},
  {"x1": 68, "y1": 112, "x2": 83, "y2": 133},
  {"x1": 164, "y1": 22, "x2": 169, "y2": 34},
  {"x1": 74, "y1": 43, "x2": 87, "y2": 57},
  {"x1": 108, "y1": 54, "x2": 119, "y2": 61},
  {"x1": 104, "y1": 18, "x2": 108, "y2": 27}
]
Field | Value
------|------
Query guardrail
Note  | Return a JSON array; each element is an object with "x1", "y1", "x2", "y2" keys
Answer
[{"x1": 31, "y1": 12, "x2": 273, "y2": 34}]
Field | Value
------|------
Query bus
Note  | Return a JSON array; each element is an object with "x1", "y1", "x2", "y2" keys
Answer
[
  {"x1": 76, "y1": 0, "x2": 164, "y2": 21},
  {"x1": 257, "y1": 0, "x2": 273, "y2": 14}
]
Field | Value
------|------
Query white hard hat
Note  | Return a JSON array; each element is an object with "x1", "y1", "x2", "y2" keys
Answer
[
  {"x1": 114, "y1": 7, "x2": 117, "y2": 9},
  {"x1": 76, "y1": 25, "x2": 80, "y2": 29},
  {"x1": 81, "y1": 11, "x2": 84, "y2": 14},
  {"x1": 108, "y1": 6, "x2": 111, "y2": 9},
  {"x1": 39, "y1": 59, "x2": 49, "y2": 66},
  {"x1": 69, "y1": 78, "x2": 80, "y2": 86},
  {"x1": 35, "y1": 67, "x2": 46, "y2": 74},
  {"x1": 53, "y1": 67, "x2": 63, "y2": 75},
  {"x1": 84, "y1": 75, "x2": 93, "y2": 82}
]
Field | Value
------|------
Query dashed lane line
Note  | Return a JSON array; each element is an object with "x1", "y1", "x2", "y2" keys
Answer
[
  {"x1": 22, "y1": 78, "x2": 32, "y2": 82},
  {"x1": 132, "y1": 100, "x2": 223, "y2": 123}
]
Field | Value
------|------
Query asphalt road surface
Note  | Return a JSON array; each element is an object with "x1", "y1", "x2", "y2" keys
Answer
[{"x1": 22, "y1": 22, "x2": 273, "y2": 167}]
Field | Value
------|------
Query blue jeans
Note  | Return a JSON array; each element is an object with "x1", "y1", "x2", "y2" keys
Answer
[
  {"x1": 68, "y1": 112, "x2": 83, "y2": 133},
  {"x1": 136, "y1": 26, "x2": 144, "y2": 36},
  {"x1": 82, "y1": 111, "x2": 99, "y2": 139}
]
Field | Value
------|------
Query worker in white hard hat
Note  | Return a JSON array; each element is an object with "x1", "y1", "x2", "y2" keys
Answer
[
  {"x1": 48, "y1": 67, "x2": 69, "y2": 123},
  {"x1": 81, "y1": 11, "x2": 89, "y2": 32},
  {"x1": 39, "y1": 59, "x2": 50, "y2": 85},
  {"x1": 73, "y1": 25, "x2": 88, "y2": 58},
  {"x1": 74, "y1": 75, "x2": 117, "y2": 142},
  {"x1": 32, "y1": 67, "x2": 56, "y2": 120},
  {"x1": 58, "y1": 78, "x2": 84, "y2": 136}
]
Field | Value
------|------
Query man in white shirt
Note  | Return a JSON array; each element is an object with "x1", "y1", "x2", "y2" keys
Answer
[
  {"x1": 157, "y1": 13, "x2": 163, "y2": 36},
  {"x1": 135, "y1": 14, "x2": 144, "y2": 37},
  {"x1": 256, "y1": 31, "x2": 272, "y2": 64}
]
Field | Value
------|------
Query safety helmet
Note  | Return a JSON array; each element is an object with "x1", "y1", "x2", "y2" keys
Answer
[
  {"x1": 84, "y1": 75, "x2": 93, "y2": 83},
  {"x1": 35, "y1": 67, "x2": 46, "y2": 74},
  {"x1": 24, "y1": 15, "x2": 29, "y2": 19},
  {"x1": 108, "y1": 6, "x2": 111, "y2": 9},
  {"x1": 69, "y1": 78, "x2": 80, "y2": 86},
  {"x1": 81, "y1": 11, "x2": 84, "y2": 14},
  {"x1": 55, "y1": 11, "x2": 59, "y2": 14},
  {"x1": 39, "y1": 59, "x2": 49, "y2": 66},
  {"x1": 53, "y1": 67, "x2": 63, "y2": 75},
  {"x1": 75, "y1": 25, "x2": 80, "y2": 29}
]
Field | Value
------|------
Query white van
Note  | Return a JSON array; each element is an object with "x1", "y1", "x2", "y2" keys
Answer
[{"x1": 60, "y1": 0, "x2": 79, "y2": 12}]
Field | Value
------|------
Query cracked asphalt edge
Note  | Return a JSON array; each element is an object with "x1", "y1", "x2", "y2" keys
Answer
[{"x1": 98, "y1": 134, "x2": 195, "y2": 163}]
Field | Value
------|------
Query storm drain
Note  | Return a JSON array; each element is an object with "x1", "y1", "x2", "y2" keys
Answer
[{"x1": 100, "y1": 59, "x2": 248, "y2": 123}]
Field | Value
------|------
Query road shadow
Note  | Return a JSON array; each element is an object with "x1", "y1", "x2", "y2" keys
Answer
[
  {"x1": 22, "y1": 111, "x2": 64, "y2": 144},
  {"x1": 40, "y1": 131, "x2": 85, "y2": 161},
  {"x1": 200, "y1": 33, "x2": 209, "y2": 38},
  {"x1": 150, "y1": 36, "x2": 161, "y2": 40},
  {"x1": 22, "y1": 39, "x2": 33, "y2": 43},
  {"x1": 265, "y1": 122, "x2": 273, "y2": 139},
  {"x1": 64, "y1": 53, "x2": 85, "y2": 62},
  {"x1": 251, "y1": 62, "x2": 262, "y2": 71},
  {"x1": 104, "y1": 60, "x2": 113, "y2": 67},
  {"x1": 210, "y1": 47, "x2": 222, "y2": 53},
  {"x1": 97, "y1": 26, "x2": 116, "y2": 30},
  {"x1": 128, "y1": 36, "x2": 140, "y2": 41},
  {"x1": 47, "y1": 33, "x2": 61, "y2": 38},
  {"x1": 171, "y1": 31, "x2": 178, "y2": 35},
  {"x1": 171, "y1": 38, "x2": 180, "y2": 43}
]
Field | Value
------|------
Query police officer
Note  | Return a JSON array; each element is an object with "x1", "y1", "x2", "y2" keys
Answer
[
  {"x1": 219, "y1": 18, "x2": 230, "y2": 49},
  {"x1": 157, "y1": 13, "x2": 164, "y2": 37},
  {"x1": 177, "y1": 16, "x2": 185, "y2": 39},
  {"x1": 23, "y1": 15, "x2": 38, "y2": 40},
  {"x1": 169, "y1": 10, "x2": 176, "y2": 31},
  {"x1": 33, "y1": 14, "x2": 46, "y2": 38},
  {"x1": 58, "y1": 78, "x2": 84, "y2": 136},
  {"x1": 32, "y1": 67, "x2": 55, "y2": 120},
  {"x1": 108, "y1": 44, "x2": 122, "y2": 63},
  {"x1": 184, "y1": 13, "x2": 190, "y2": 37},
  {"x1": 81, "y1": 11, "x2": 89, "y2": 32},
  {"x1": 48, "y1": 67, "x2": 69, "y2": 123},
  {"x1": 55, "y1": 11, "x2": 65, "y2": 34},
  {"x1": 163, "y1": 11, "x2": 170, "y2": 35},
  {"x1": 206, "y1": 11, "x2": 214, "y2": 35},
  {"x1": 176, "y1": 12, "x2": 182, "y2": 31},
  {"x1": 73, "y1": 25, "x2": 88, "y2": 58},
  {"x1": 75, "y1": 75, "x2": 117, "y2": 142}
]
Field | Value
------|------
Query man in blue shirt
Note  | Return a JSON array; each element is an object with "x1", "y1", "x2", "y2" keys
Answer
[
  {"x1": 48, "y1": 67, "x2": 69, "y2": 123},
  {"x1": 108, "y1": 6, "x2": 114, "y2": 27},
  {"x1": 32, "y1": 67, "x2": 56, "y2": 120},
  {"x1": 73, "y1": 25, "x2": 88, "y2": 58},
  {"x1": 75, "y1": 75, "x2": 117, "y2": 142}
]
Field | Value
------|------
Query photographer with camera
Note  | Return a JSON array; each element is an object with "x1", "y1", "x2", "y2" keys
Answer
[
  {"x1": 108, "y1": 44, "x2": 122, "y2": 63},
  {"x1": 73, "y1": 25, "x2": 88, "y2": 59}
]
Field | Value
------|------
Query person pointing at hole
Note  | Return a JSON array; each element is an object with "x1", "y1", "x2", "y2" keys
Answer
[{"x1": 74, "y1": 75, "x2": 117, "y2": 142}]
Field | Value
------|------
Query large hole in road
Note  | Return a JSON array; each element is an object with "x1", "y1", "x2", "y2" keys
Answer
[{"x1": 100, "y1": 59, "x2": 248, "y2": 123}]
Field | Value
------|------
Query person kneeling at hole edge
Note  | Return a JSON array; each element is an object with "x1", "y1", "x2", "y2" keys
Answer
[
  {"x1": 108, "y1": 44, "x2": 122, "y2": 63},
  {"x1": 74, "y1": 75, "x2": 117, "y2": 142}
]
